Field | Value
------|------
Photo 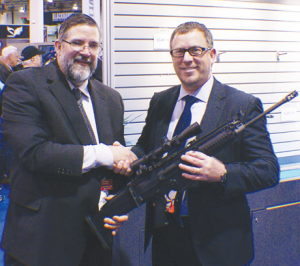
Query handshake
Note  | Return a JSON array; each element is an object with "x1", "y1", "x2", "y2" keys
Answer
[{"x1": 108, "y1": 141, "x2": 138, "y2": 175}]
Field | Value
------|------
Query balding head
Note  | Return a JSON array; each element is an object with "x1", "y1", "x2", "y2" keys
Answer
[{"x1": 1, "y1": 46, "x2": 20, "y2": 68}]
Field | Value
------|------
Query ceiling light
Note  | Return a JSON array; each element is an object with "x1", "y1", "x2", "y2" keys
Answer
[
  {"x1": 19, "y1": 6, "x2": 25, "y2": 13},
  {"x1": 72, "y1": 3, "x2": 78, "y2": 10}
]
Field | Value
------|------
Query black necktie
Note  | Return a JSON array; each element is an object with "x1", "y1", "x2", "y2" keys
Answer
[
  {"x1": 171, "y1": 95, "x2": 198, "y2": 217},
  {"x1": 73, "y1": 88, "x2": 97, "y2": 145}
]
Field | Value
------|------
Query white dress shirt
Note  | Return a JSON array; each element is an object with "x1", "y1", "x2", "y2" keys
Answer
[
  {"x1": 67, "y1": 80, "x2": 114, "y2": 173},
  {"x1": 167, "y1": 76, "x2": 214, "y2": 140}
]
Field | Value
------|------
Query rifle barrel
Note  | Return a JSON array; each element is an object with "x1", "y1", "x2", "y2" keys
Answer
[{"x1": 237, "y1": 90, "x2": 298, "y2": 133}]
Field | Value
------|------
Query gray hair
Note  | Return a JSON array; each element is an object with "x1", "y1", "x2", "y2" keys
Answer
[{"x1": 2, "y1": 46, "x2": 18, "y2": 58}]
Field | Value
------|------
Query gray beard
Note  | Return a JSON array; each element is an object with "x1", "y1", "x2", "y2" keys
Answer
[
  {"x1": 67, "y1": 63, "x2": 92, "y2": 86},
  {"x1": 60, "y1": 55, "x2": 97, "y2": 86}
]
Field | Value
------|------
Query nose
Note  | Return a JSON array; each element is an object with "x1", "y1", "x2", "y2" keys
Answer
[
  {"x1": 182, "y1": 50, "x2": 193, "y2": 62},
  {"x1": 79, "y1": 45, "x2": 91, "y2": 55}
]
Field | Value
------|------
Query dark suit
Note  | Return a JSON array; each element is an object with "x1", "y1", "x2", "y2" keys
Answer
[
  {"x1": 1, "y1": 61, "x2": 126, "y2": 266},
  {"x1": 132, "y1": 78, "x2": 279, "y2": 266},
  {"x1": 0, "y1": 60, "x2": 13, "y2": 115},
  {"x1": 0, "y1": 60, "x2": 12, "y2": 84}
]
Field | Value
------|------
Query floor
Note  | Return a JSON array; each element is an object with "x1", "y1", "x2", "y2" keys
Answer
[{"x1": 0, "y1": 185, "x2": 10, "y2": 266}]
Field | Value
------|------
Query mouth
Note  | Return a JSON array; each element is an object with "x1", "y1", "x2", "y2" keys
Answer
[
  {"x1": 74, "y1": 57, "x2": 91, "y2": 65},
  {"x1": 181, "y1": 66, "x2": 197, "y2": 73}
]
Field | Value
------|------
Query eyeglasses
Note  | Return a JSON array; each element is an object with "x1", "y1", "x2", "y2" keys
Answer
[
  {"x1": 170, "y1": 46, "x2": 211, "y2": 57},
  {"x1": 62, "y1": 40, "x2": 103, "y2": 53}
]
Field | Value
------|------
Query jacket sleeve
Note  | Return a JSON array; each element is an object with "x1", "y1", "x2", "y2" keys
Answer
[
  {"x1": 2, "y1": 70, "x2": 83, "y2": 178},
  {"x1": 222, "y1": 96, "x2": 280, "y2": 196}
]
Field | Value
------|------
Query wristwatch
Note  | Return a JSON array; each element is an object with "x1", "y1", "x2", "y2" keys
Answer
[{"x1": 220, "y1": 168, "x2": 227, "y2": 184}]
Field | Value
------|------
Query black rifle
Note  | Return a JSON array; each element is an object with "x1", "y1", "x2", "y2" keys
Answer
[{"x1": 86, "y1": 90, "x2": 298, "y2": 250}]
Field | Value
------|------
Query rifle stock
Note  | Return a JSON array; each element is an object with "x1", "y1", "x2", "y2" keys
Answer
[{"x1": 86, "y1": 90, "x2": 298, "y2": 250}]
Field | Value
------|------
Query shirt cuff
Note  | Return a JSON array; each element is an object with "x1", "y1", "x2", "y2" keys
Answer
[{"x1": 82, "y1": 144, "x2": 114, "y2": 173}]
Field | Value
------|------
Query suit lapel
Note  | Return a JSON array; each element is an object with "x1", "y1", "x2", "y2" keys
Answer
[
  {"x1": 88, "y1": 80, "x2": 113, "y2": 144},
  {"x1": 198, "y1": 78, "x2": 226, "y2": 136},
  {"x1": 155, "y1": 86, "x2": 180, "y2": 144},
  {"x1": 46, "y1": 62, "x2": 94, "y2": 145}
]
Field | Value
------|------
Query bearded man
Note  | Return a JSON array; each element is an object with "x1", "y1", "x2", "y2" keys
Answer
[{"x1": 1, "y1": 14, "x2": 136, "y2": 266}]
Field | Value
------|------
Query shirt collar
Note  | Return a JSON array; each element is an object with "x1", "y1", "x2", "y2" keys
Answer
[
  {"x1": 178, "y1": 76, "x2": 214, "y2": 103},
  {"x1": 67, "y1": 79, "x2": 90, "y2": 98}
]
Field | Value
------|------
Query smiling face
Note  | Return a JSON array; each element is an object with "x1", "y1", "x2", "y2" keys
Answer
[
  {"x1": 55, "y1": 25, "x2": 99, "y2": 86},
  {"x1": 171, "y1": 30, "x2": 216, "y2": 94}
]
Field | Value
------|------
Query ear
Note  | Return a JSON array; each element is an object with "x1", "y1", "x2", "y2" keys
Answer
[
  {"x1": 210, "y1": 48, "x2": 217, "y2": 65},
  {"x1": 8, "y1": 54, "x2": 13, "y2": 63},
  {"x1": 54, "y1": 40, "x2": 61, "y2": 56}
]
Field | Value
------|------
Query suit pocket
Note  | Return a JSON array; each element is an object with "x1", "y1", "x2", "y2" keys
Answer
[{"x1": 10, "y1": 190, "x2": 42, "y2": 211}]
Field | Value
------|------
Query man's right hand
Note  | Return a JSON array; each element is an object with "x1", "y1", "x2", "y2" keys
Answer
[{"x1": 108, "y1": 141, "x2": 137, "y2": 175}]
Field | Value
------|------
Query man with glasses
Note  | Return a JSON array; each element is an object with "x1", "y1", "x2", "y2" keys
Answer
[
  {"x1": 1, "y1": 14, "x2": 136, "y2": 266},
  {"x1": 129, "y1": 22, "x2": 279, "y2": 266}
]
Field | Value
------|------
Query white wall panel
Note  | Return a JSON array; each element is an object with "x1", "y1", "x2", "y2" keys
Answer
[
  {"x1": 114, "y1": 4, "x2": 300, "y2": 22},
  {"x1": 115, "y1": 72, "x2": 300, "y2": 88},
  {"x1": 116, "y1": 62, "x2": 300, "y2": 75},
  {"x1": 114, "y1": 40, "x2": 300, "y2": 52},
  {"x1": 107, "y1": 0, "x2": 300, "y2": 170},
  {"x1": 115, "y1": 16, "x2": 300, "y2": 32},
  {"x1": 115, "y1": 51, "x2": 300, "y2": 63}
]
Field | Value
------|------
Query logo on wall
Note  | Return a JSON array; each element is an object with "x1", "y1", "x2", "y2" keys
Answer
[
  {"x1": 7, "y1": 26, "x2": 23, "y2": 38},
  {"x1": 0, "y1": 25, "x2": 29, "y2": 39},
  {"x1": 52, "y1": 12, "x2": 74, "y2": 22}
]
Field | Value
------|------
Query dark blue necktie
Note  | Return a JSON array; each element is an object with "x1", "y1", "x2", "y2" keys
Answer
[
  {"x1": 173, "y1": 95, "x2": 198, "y2": 140},
  {"x1": 73, "y1": 88, "x2": 97, "y2": 145},
  {"x1": 172, "y1": 95, "x2": 198, "y2": 216}
]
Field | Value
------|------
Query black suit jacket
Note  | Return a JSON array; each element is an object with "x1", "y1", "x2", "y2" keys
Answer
[
  {"x1": 1, "y1": 61, "x2": 126, "y2": 266},
  {"x1": 132, "y1": 78, "x2": 279, "y2": 266},
  {"x1": 0, "y1": 60, "x2": 13, "y2": 115}
]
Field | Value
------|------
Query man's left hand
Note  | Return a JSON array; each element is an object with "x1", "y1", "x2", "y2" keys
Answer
[
  {"x1": 103, "y1": 195, "x2": 129, "y2": 235},
  {"x1": 179, "y1": 150, "x2": 225, "y2": 182}
]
